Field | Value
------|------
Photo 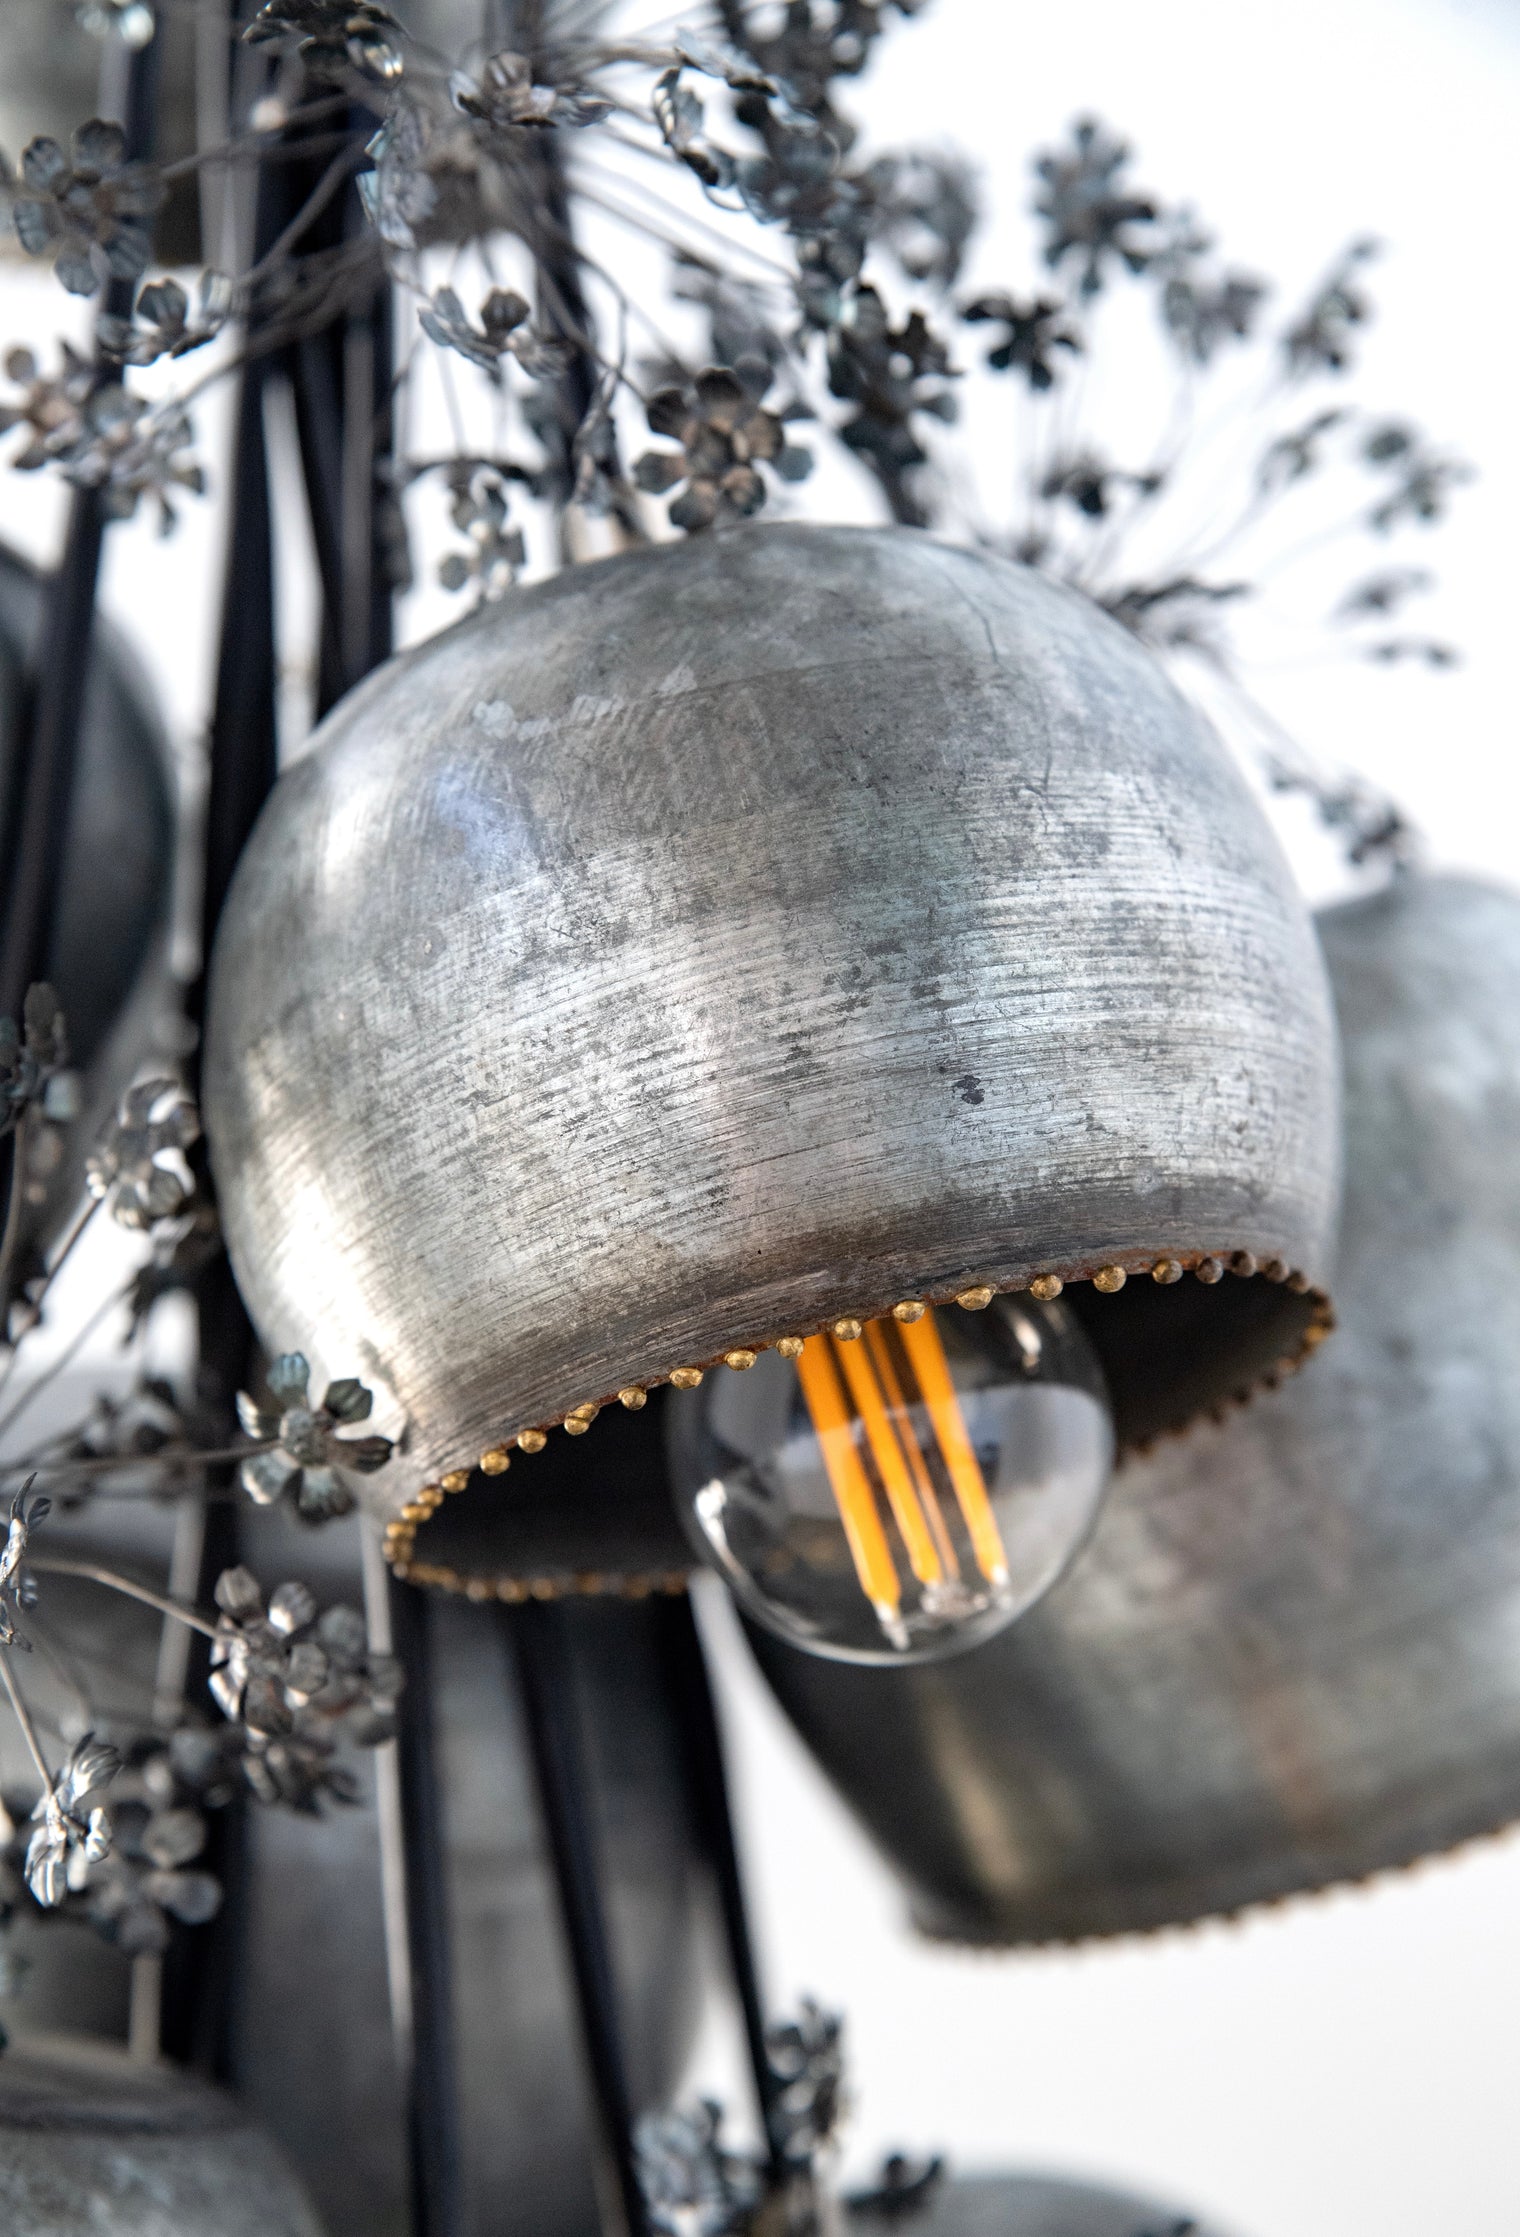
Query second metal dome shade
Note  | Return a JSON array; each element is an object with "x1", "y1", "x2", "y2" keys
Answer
[
  {"x1": 750, "y1": 874, "x2": 1520, "y2": 1940},
  {"x1": 204, "y1": 524, "x2": 1339, "y2": 1595}
]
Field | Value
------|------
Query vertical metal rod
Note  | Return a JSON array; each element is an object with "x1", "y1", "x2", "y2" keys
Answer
[
  {"x1": 388, "y1": 1579, "x2": 465, "y2": 2237},
  {"x1": 0, "y1": 17, "x2": 162, "y2": 1021},
  {"x1": 654, "y1": 1591, "x2": 787, "y2": 2173},
  {"x1": 503, "y1": 1597, "x2": 654, "y2": 2237}
]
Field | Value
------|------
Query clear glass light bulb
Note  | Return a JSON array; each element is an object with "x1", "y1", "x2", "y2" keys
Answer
[{"x1": 667, "y1": 1296, "x2": 1114, "y2": 1665}]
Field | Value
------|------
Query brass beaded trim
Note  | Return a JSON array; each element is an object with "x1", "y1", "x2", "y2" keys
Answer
[{"x1": 383, "y1": 1249, "x2": 1336, "y2": 1593}]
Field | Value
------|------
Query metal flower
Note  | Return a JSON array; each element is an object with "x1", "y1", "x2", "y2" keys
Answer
[
  {"x1": 209, "y1": 1565, "x2": 403, "y2": 1809},
  {"x1": 825, "y1": 287, "x2": 957, "y2": 525},
  {"x1": 1149, "y1": 216, "x2": 1265, "y2": 366},
  {"x1": 653, "y1": 69, "x2": 739, "y2": 192},
  {"x1": 356, "y1": 100, "x2": 438, "y2": 251},
  {"x1": 0, "y1": 343, "x2": 92, "y2": 467},
  {"x1": 0, "y1": 985, "x2": 69, "y2": 1137},
  {"x1": 79, "y1": 1792, "x2": 221, "y2": 1956},
  {"x1": 419, "y1": 286, "x2": 566, "y2": 379},
  {"x1": 236, "y1": 1353, "x2": 393, "y2": 1523},
  {"x1": 450, "y1": 49, "x2": 610, "y2": 131},
  {"x1": 845, "y1": 2153, "x2": 946, "y2": 2218},
  {"x1": 62, "y1": 389, "x2": 206, "y2": 531},
  {"x1": 1360, "y1": 422, "x2": 1473, "y2": 533},
  {"x1": 98, "y1": 271, "x2": 234, "y2": 367},
  {"x1": 862, "y1": 150, "x2": 978, "y2": 290},
  {"x1": 1283, "y1": 237, "x2": 1379, "y2": 376},
  {"x1": 3, "y1": 118, "x2": 163, "y2": 298},
  {"x1": 634, "y1": 366, "x2": 811, "y2": 532},
  {"x1": 1032, "y1": 117, "x2": 1158, "y2": 298},
  {"x1": 25, "y1": 1735, "x2": 119, "y2": 1908},
  {"x1": 0, "y1": 1488, "x2": 49, "y2": 1647},
  {"x1": 437, "y1": 468, "x2": 525, "y2": 601},
  {"x1": 244, "y1": 0, "x2": 405, "y2": 86},
  {"x1": 636, "y1": 2100, "x2": 761, "y2": 2237},
  {"x1": 962, "y1": 290, "x2": 1081, "y2": 390},
  {"x1": 78, "y1": 0, "x2": 158, "y2": 46},
  {"x1": 86, "y1": 1078, "x2": 199, "y2": 1229},
  {"x1": 767, "y1": 2000, "x2": 845, "y2": 2168}
]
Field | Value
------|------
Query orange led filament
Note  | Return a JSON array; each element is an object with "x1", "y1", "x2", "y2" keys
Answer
[{"x1": 795, "y1": 1310, "x2": 1012, "y2": 1645}]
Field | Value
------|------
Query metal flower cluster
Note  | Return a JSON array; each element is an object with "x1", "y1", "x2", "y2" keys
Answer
[
  {"x1": 637, "y1": 2000, "x2": 848, "y2": 2235},
  {"x1": 1, "y1": 118, "x2": 162, "y2": 298},
  {"x1": 209, "y1": 1566, "x2": 403, "y2": 1808},
  {"x1": 236, "y1": 1352, "x2": 394, "y2": 1523}
]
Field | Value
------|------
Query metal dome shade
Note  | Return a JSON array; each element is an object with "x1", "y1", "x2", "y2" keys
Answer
[
  {"x1": 0, "y1": 543, "x2": 174, "y2": 1243},
  {"x1": 749, "y1": 873, "x2": 1520, "y2": 1942},
  {"x1": 204, "y1": 523, "x2": 1338, "y2": 1597},
  {"x1": 0, "y1": 2035, "x2": 322, "y2": 2236},
  {"x1": 848, "y1": 2170, "x2": 1241, "y2": 2235}
]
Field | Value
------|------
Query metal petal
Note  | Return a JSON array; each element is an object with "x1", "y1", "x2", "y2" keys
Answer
[
  {"x1": 633, "y1": 449, "x2": 686, "y2": 495},
  {"x1": 321, "y1": 1376, "x2": 373, "y2": 1423},
  {"x1": 266, "y1": 1351, "x2": 311, "y2": 1404},
  {"x1": 240, "y1": 1450, "x2": 297, "y2": 1505},
  {"x1": 267, "y1": 1579, "x2": 317, "y2": 1636},
  {"x1": 296, "y1": 1466, "x2": 354, "y2": 1521}
]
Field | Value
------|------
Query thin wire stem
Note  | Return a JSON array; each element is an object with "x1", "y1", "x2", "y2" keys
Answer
[
  {"x1": 1, "y1": 1438, "x2": 275, "y2": 1484},
  {"x1": 26, "y1": 1555, "x2": 220, "y2": 1641},
  {"x1": 0, "y1": 1645, "x2": 56, "y2": 1793},
  {"x1": 0, "y1": 1279, "x2": 131, "y2": 1452}
]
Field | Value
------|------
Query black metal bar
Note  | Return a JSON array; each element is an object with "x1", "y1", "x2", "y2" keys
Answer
[
  {"x1": 503, "y1": 1597, "x2": 654, "y2": 2237},
  {"x1": 653, "y1": 1591, "x2": 787, "y2": 2173},
  {"x1": 389, "y1": 1582, "x2": 466, "y2": 2237},
  {"x1": 163, "y1": 4, "x2": 281, "y2": 2078},
  {"x1": 0, "y1": 17, "x2": 164, "y2": 1023}
]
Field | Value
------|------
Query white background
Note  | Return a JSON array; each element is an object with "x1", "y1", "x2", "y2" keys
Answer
[{"x1": 4, "y1": 3, "x2": 1520, "y2": 2232}]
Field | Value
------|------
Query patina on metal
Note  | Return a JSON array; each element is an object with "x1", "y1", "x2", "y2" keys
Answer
[
  {"x1": 750, "y1": 873, "x2": 1520, "y2": 1942},
  {"x1": 847, "y1": 2169, "x2": 1242, "y2": 2235},
  {"x1": 0, "y1": 541, "x2": 174, "y2": 1244},
  {"x1": 204, "y1": 524, "x2": 1338, "y2": 1596},
  {"x1": 0, "y1": 2034, "x2": 324, "y2": 2236}
]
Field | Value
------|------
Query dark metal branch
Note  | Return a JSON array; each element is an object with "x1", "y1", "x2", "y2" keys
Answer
[
  {"x1": 388, "y1": 1582, "x2": 466, "y2": 2237},
  {"x1": 653, "y1": 1591, "x2": 788, "y2": 2175},
  {"x1": 503, "y1": 1597, "x2": 654, "y2": 2237}
]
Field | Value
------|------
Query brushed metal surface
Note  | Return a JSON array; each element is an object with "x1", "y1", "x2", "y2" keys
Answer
[
  {"x1": 0, "y1": 542, "x2": 175, "y2": 1242},
  {"x1": 848, "y1": 2170, "x2": 1241, "y2": 2235},
  {"x1": 0, "y1": 2035, "x2": 324, "y2": 2236},
  {"x1": 749, "y1": 873, "x2": 1520, "y2": 1941},
  {"x1": 205, "y1": 524, "x2": 1338, "y2": 1550}
]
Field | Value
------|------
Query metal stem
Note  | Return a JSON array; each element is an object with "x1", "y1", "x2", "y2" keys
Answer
[
  {"x1": 654, "y1": 1591, "x2": 787, "y2": 2173},
  {"x1": 503, "y1": 1597, "x2": 654, "y2": 2237}
]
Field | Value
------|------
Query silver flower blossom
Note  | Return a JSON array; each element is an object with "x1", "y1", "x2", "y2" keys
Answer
[
  {"x1": 236, "y1": 1353, "x2": 393, "y2": 1522},
  {"x1": 25, "y1": 1735, "x2": 119, "y2": 1908},
  {"x1": 0, "y1": 1488, "x2": 49, "y2": 1647},
  {"x1": 86, "y1": 1077, "x2": 199, "y2": 1228}
]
